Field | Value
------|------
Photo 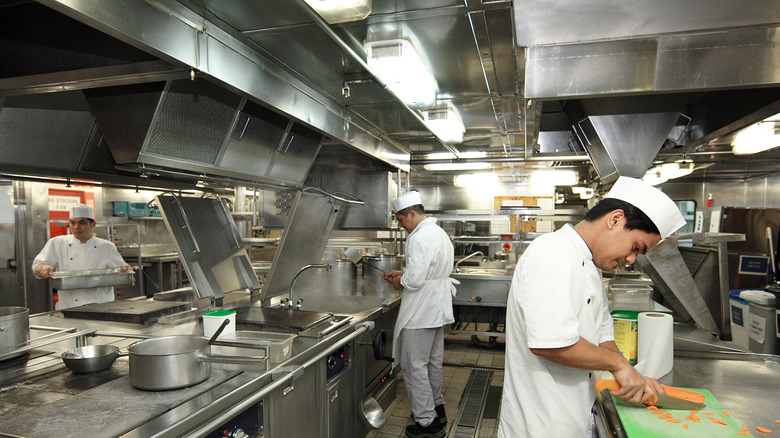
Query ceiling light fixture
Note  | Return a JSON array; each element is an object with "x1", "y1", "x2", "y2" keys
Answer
[
  {"x1": 423, "y1": 107, "x2": 465, "y2": 143},
  {"x1": 454, "y1": 172, "x2": 499, "y2": 188},
  {"x1": 642, "y1": 159, "x2": 694, "y2": 185},
  {"x1": 364, "y1": 38, "x2": 438, "y2": 105},
  {"x1": 423, "y1": 162, "x2": 491, "y2": 172},
  {"x1": 426, "y1": 151, "x2": 486, "y2": 160},
  {"x1": 302, "y1": 0, "x2": 371, "y2": 24},
  {"x1": 731, "y1": 116, "x2": 780, "y2": 155},
  {"x1": 529, "y1": 169, "x2": 577, "y2": 187}
]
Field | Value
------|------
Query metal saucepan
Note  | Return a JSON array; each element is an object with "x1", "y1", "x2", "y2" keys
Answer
[
  {"x1": 126, "y1": 334, "x2": 268, "y2": 391},
  {"x1": 0, "y1": 306, "x2": 30, "y2": 362},
  {"x1": 61, "y1": 344, "x2": 127, "y2": 373}
]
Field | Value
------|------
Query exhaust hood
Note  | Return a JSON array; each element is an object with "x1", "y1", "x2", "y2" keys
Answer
[{"x1": 84, "y1": 79, "x2": 324, "y2": 188}]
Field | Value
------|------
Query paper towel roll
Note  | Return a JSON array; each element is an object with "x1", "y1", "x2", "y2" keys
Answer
[{"x1": 633, "y1": 312, "x2": 673, "y2": 379}]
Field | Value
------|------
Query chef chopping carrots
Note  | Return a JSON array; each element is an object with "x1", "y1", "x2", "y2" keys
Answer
[
  {"x1": 380, "y1": 191, "x2": 458, "y2": 438},
  {"x1": 32, "y1": 204, "x2": 133, "y2": 310},
  {"x1": 497, "y1": 176, "x2": 686, "y2": 437}
]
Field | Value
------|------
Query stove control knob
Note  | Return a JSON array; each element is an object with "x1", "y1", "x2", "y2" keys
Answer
[
  {"x1": 327, "y1": 356, "x2": 336, "y2": 369},
  {"x1": 222, "y1": 427, "x2": 248, "y2": 438}
]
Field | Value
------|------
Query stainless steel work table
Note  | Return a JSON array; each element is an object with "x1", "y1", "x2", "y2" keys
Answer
[
  {"x1": 596, "y1": 324, "x2": 780, "y2": 437},
  {"x1": 0, "y1": 296, "x2": 397, "y2": 438}
]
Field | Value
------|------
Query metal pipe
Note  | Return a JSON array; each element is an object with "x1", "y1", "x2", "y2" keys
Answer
[
  {"x1": 455, "y1": 251, "x2": 485, "y2": 272},
  {"x1": 289, "y1": 264, "x2": 332, "y2": 305}
]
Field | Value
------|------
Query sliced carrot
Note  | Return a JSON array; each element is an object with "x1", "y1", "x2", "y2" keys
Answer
[
  {"x1": 646, "y1": 405, "x2": 658, "y2": 410},
  {"x1": 756, "y1": 426, "x2": 772, "y2": 434},
  {"x1": 685, "y1": 415, "x2": 701, "y2": 423},
  {"x1": 652, "y1": 394, "x2": 658, "y2": 405},
  {"x1": 722, "y1": 412, "x2": 729, "y2": 416},
  {"x1": 776, "y1": 420, "x2": 780, "y2": 424},
  {"x1": 707, "y1": 417, "x2": 728, "y2": 425},
  {"x1": 594, "y1": 379, "x2": 620, "y2": 392},
  {"x1": 737, "y1": 433, "x2": 752, "y2": 436},
  {"x1": 702, "y1": 412, "x2": 714, "y2": 415},
  {"x1": 741, "y1": 426, "x2": 749, "y2": 431},
  {"x1": 683, "y1": 424, "x2": 689, "y2": 429}
]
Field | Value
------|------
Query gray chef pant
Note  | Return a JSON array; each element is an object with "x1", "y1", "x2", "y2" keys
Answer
[{"x1": 400, "y1": 326, "x2": 445, "y2": 427}]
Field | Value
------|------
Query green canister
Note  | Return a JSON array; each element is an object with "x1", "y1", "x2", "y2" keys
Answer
[{"x1": 611, "y1": 310, "x2": 639, "y2": 364}]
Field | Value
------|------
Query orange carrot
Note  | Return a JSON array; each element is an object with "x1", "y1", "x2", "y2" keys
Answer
[
  {"x1": 646, "y1": 405, "x2": 658, "y2": 411},
  {"x1": 702, "y1": 412, "x2": 714, "y2": 415},
  {"x1": 594, "y1": 379, "x2": 620, "y2": 392},
  {"x1": 722, "y1": 412, "x2": 729, "y2": 416},
  {"x1": 741, "y1": 426, "x2": 749, "y2": 431},
  {"x1": 652, "y1": 394, "x2": 658, "y2": 405},
  {"x1": 683, "y1": 424, "x2": 689, "y2": 429},
  {"x1": 776, "y1": 420, "x2": 780, "y2": 424},
  {"x1": 756, "y1": 426, "x2": 772, "y2": 434},
  {"x1": 737, "y1": 433, "x2": 752, "y2": 436}
]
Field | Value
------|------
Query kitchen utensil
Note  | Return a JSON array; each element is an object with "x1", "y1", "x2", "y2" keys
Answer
[
  {"x1": 595, "y1": 379, "x2": 706, "y2": 410},
  {"x1": 362, "y1": 254, "x2": 402, "y2": 295},
  {"x1": 208, "y1": 318, "x2": 230, "y2": 345},
  {"x1": 126, "y1": 335, "x2": 268, "y2": 390},
  {"x1": 0, "y1": 307, "x2": 30, "y2": 361},
  {"x1": 345, "y1": 247, "x2": 363, "y2": 265},
  {"x1": 61, "y1": 344, "x2": 127, "y2": 373},
  {"x1": 360, "y1": 396, "x2": 387, "y2": 429}
]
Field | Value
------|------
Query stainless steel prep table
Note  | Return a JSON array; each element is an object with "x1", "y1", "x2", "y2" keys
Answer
[
  {"x1": 595, "y1": 324, "x2": 780, "y2": 437},
  {"x1": 0, "y1": 301, "x2": 385, "y2": 438}
]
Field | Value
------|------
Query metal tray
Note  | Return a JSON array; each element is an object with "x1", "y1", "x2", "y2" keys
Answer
[
  {"x1": 49, "y1": 268, "x2": 134, "y2": 290},
  {"x1": 214, "y1": 331, "x2": 297, "y2": 363}
]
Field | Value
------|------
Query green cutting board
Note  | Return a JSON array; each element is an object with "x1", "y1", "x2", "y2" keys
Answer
[{"x1": 614, "y1": 389, "x2": 747, "y2": 438}]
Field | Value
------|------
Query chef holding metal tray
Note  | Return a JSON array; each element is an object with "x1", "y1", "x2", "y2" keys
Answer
[{"x1": 32, "y1": 204, "x2": 133, "y2": 310}]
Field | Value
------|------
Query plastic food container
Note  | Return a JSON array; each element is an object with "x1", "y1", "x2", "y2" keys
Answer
[
  {"x1": 202, "y1": 309, "x2": 236, "y2": 339},
  {"x1": 740, "y1": 290, "x2": 778, "y2": 354},
  {"x1": 217, "y1": 331, "x2": 296, "y2": 363},
  {"x1": 610, "y1": 284, "x2": 652, "y2": 311},
  {"x1": 729, "y1": 290, "x2": 750, "y2": 350}
]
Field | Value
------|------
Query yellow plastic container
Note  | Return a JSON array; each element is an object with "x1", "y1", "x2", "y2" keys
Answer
[{"x1": 612, "y1": 310, "x2": 639, "y2": 364}]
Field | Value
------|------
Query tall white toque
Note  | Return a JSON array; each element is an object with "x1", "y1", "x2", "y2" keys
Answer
[{"x1": 605, "y1": 176, "x2": 685, "y2": 239}]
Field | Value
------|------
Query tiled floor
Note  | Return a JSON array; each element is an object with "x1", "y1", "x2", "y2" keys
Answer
[{"x1": 368, "y1": 328, "x2": 506, "y2": 438}]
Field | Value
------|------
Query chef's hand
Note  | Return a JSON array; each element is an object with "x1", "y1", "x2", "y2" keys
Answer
[
  {"x1": 611, "y1": 363, "x2": 655, "y2": 404},
  {"x1": 34, "y1": 264, "x2": 54, "y2": 279},
  {"x1": 380, "y1": 270, "x2": 403, "y2": 290},
  {"x1": 120, "y1": 264, "x2": 134, "y2": 272}
]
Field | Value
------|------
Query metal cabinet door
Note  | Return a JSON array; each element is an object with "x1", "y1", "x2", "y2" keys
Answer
[
  {"x1": 327, "y1": 368, "x2": 354, "y2": 438},
  {"x1": 267, "y1": 367, "x2": 320, "y2": 438}
]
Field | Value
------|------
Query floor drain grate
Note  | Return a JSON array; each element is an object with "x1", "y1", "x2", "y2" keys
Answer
[{"x1": 450, "y1": 369, "x2": 492, "y2": 438}]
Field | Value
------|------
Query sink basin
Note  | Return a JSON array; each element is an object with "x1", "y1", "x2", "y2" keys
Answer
[{"x1": 454, "y1": 267, "x2": 509, "y2": 276}]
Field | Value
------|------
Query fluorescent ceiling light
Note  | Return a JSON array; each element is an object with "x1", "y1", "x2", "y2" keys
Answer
[
  {"x1": 571, "y1": 186, "x2": 595, "y2": 199},
  {"x1": 642, "y1": 159, "x2": 693, "y2": 185},
  {"x1": 423, "y1": 107, "x2": 465, "y2": 143},
  {"x1": 529, "y1": 169, "x2": 577, "y2": 187},
  {"x1": 423, "y1": 162, "x2": 491, "y2": 171},
  {"x1": 731, "y1": 116, "x2": 780, "y2": 155},
  {"x1": 454, "y1": 172, "x2": 499, "y2": 188},
  {"x1": 364, "y1": 38, "x2": 438, "y2": 105},
  {"x1": 642, "y1": 167, "x2": 667, "y2": 186},
  {"x1": 302, "y1": 0, "x2": 371, "y2": 24}
]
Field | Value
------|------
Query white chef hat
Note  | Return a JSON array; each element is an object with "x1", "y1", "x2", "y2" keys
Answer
[
  {"x1": 391, "y1": 191, "x2": 423, "y2": 213},
  {"x1": 605, "y1": 176, "x2": 685, "y2": 239},
  {"x1": 69, "y1": 204, "x2": 95, "y2": 220}
]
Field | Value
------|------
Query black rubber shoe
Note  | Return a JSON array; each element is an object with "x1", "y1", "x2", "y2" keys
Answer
[
  {"x1": 435, "y1": 404, "x2": 447, "y2": 425},
  {"x1": 405, "y1": 420, "x2": 446, "y2": 438}
]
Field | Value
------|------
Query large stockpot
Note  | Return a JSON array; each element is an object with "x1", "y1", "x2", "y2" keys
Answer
[
  {"x1": 362, "y1": 254, "x2": 403, "y2": 295},
  {"x1": 0, "y1": 307, "x2": 30, "y2": 361},
  {"x1": 295, "y1": 259, "x2": 357, "y2": 294},
  {"x1": 126, "y1": 335, "x2": 266, "y2": 390}
]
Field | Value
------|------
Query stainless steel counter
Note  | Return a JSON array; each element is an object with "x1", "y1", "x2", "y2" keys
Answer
[
  {"x1": 596, "y1": 324, "x2": 780, "y2": 437},
  {"x1": 0, "y1": 292, "x2": 401, "y2": 438}
]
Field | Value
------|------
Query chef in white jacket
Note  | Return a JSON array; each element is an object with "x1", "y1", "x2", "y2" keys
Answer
[
  {"x1": 32, "y1": 204, "x2": 132, "y2": 310},
  {"x1": 381, "y1": 191, "x2": 457, "y2": 438},
  {"x1": 497, "y1": 177, "x2": 686, "y2": 438}
]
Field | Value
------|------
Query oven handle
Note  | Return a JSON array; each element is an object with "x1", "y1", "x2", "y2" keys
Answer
[{"x1": 371, "y1": 330, "x2": 395, "y2": 362}]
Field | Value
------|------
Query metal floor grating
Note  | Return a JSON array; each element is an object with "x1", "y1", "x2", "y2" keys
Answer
[{"x1": 450, "y1": 369, "x2": 493, "y2": 438}]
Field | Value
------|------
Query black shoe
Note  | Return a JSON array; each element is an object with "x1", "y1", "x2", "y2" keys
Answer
[
  {"x1": 435, "y1": 404, "x2": 447, "y2": 425},
  {"x1": 405, "y1": 420, "x2": 446, "y2": 438}
]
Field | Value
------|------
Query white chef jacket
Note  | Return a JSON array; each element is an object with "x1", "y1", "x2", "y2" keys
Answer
[
  {"x1": 498, "y1": 224, "x2": 614, "y2": 438},
  {"x1": 392, "y1": 217, "x2": 458, "y2": 365},
  {"x1": 32, "y1": 234, "x2": 129, "y2": 310}
]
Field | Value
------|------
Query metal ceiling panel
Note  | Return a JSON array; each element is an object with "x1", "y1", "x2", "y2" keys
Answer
[{"x1": 513, "y1": 0, "x2": 780, "y2": 47}]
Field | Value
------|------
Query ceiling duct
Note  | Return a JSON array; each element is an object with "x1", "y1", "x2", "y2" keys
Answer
[
  {"x1": 563, "y1": 99, "x2": 681, "y2": 184},
  {"x1": 84, "y1": 79, "x2": 324, "y2": 188}
]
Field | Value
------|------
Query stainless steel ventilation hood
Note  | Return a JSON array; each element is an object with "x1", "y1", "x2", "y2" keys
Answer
[{"x1": 84, "y1": 79, "x2": 324, "y2": 188}]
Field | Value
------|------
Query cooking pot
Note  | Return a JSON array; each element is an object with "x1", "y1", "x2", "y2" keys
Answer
[
  {"x1": 362, "y1": 254, "x2": 402, "y2": 295},
  {"x1": 62, "y1": 344, "x2": 126, "y2": 373},
  {"x1": 0, "y1": 307, "x2": 30, "y2": 361},
  {"x1": 295, "y1": 259, "x2": 357, "y2": 294},
  {"x1": 126, "y1": 335, "x2": 267, "y2": 391}
]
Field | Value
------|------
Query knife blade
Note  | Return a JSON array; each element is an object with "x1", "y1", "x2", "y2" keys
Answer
[{"x1": 650, "y1": 392, "x2": 706, "y2": 410}]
